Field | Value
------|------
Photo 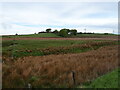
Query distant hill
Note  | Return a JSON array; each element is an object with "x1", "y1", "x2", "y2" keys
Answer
[{"x1": 2, "y1": 33, "x2": 60, "y2": 38}]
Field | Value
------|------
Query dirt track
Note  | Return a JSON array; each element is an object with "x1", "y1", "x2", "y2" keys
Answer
[{"x1": 2, "y1": 37, "x2": 118, "y2": 41}]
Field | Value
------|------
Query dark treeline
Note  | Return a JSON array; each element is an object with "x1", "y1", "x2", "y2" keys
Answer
[{"x1": 15, "y1": 28, "x2": 111, "y2": 37}]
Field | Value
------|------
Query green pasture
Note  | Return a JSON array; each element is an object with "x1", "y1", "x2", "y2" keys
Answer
[
  {"x1": 2, "y1": 39, "x2": 118, "y2": 58},
  {"x1": 2, "y1": 33, "x2": 117, "y2": 38},
  {"x1": 78, "y1": 68, "x2": 119, "y2": 88},
  {"x1": 2, "y1": 33, "x2": 60, "y2": 38}
]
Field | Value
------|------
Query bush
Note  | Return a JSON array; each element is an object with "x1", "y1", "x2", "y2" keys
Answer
[
  {"x1": 104, "y1": 33, "x2": 109, "y2": 35},
  {"x1": 59, "y1": 29, "x2": 69, "y2": 37}
]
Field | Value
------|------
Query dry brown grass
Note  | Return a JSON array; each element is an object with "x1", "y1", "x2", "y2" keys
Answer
[
  {"x1": 2, "y1": 36, "x2": 118, "y2": 41},
  {"x1": 2, "y1": 45, "x2": 118, "y2": 88}
]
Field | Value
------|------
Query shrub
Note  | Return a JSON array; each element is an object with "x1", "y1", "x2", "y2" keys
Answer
[{"x1": 59, "y1": 29, "x2": 69, "y2": 37}]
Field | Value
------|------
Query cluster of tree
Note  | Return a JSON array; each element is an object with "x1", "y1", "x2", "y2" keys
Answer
[
  {"x1": 59, "y1": 28, "x2": 77, "y2": 37},
  {"x1": 38, "y1": 28, "x2": 52, "y2": 34},
  {"x1": 15, "y1": 33, "x2": 18, "y2": 35},
  {"x1": 38, "y1": 28, "x2": 77, "y2": 37},
  {"x1": 46, "y1": 28, "x2": 51, "y2": 33}
]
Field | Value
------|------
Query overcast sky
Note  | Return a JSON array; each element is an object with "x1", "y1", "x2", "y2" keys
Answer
[{"x1": 0, "y1": 1, "x2": 118, "y2": 35}]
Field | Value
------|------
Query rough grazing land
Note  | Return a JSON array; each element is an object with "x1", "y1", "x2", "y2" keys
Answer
[
  {"x1": 2, "y1": 45, "x2": 118, "y2": 88},
  {"x1": 2, "y1": 41, "x2": 116, "y2": 60},
  {"x1": 2, "y1": 36, "x2": 118, "y2": 41}
]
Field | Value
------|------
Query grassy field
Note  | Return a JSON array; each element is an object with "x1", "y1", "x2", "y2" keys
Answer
[
  {"x1": 2, "y1": 40, "x2": 87, "y2": 57},
  {"x1": 2, "y1": 39, "x2": 117, "y2": 58},
  {"x1": 2, "y1": 34, "x2": 119, "y2": 88},
  {"x1": 2, "y1": 33, "x2": 60, "y2": 38},
  {"x1": 79, "y1": 68, "x2": 119, "y2": 88},
  {"x1": 2, "y1": 33, "x2": 117, "y2": 38},
  {"x1": 88, "y1": 68, "x2": 119, "y2": 88},
  {"x1": 76, "y1": 33, "x2": 117, "y2": 37},
  {"x1": 2, "y1": 40, "x2": 87, "y2": 50}
]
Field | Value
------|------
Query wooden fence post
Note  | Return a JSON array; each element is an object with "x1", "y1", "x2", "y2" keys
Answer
[{"x1": 71, "y1": 71, "x2": 75, "y2": 85}]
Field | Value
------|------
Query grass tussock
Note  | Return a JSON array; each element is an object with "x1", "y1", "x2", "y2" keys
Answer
[{"x1": 2, "y1": 45, "x2": 118, "y2": 88}]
